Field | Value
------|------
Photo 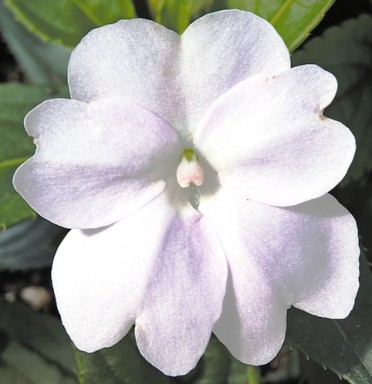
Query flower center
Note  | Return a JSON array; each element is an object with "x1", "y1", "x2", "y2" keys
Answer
[{"x1": 176, "y1": 149, "x2": 204, "y2": 188}]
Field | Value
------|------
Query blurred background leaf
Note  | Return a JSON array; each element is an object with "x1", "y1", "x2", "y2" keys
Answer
[
  {"x1": 70, "y1": 0, "x2": 136, "y2": 26},
  {"x1": 0, "y1": 364, "x2": 34, "y2": 384},
  {"x1": 286, "y1": 252, "x2": 372, "y2": 384},
  {"x1": 0, "y1": 0, "x2": 70, "y2": 84},
  {"x1": 0, "y1": 83, "x2": 68, "y2": 228},
  {"x1": 292, "y1": 15, "x2": 372, "y2": 185},
  {"x1": 0, "y1": 298, "x2": 76, "y2": 383},
  {"x1": 4, "y1": 0, "x2": 95, "y2": 47},
  {"x1": 75, "y1": 332, "x2": 171, "y2": 384},
  {"x1": 147, "y1": 0, "x2": 213, "y2": 33},
  {"x1": 146, "y1": 0, "x2": 336, "y2": 50},
  {"x1": 0, "y1": 217, "x2": 65, "y2": 270},
  {"x1": 76, "y1": 331, "x2": 254, "y2": 384},
  {"x1": 210, "y1": 0, "x2": 336, "y2": 51},
  {"x1": 4, "y1": 0, "x2": 136, "y2": 47},
  {"x1": 179, "y1": 335, "x2": 230, "y2": 384},
  {"x1": 334, "y1": 181, "x2": 372, "y2": 259},
  {"x1": 1, "y1": 340, "x2": 75, "y2": 384}
]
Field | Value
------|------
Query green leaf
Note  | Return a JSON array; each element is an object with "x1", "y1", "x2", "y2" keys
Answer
[
  {"x1": 211, "y1": 0, "x2": 336, "y2": 52},
  {"x1": 70, "y1": 0, "x2": 136, "y2": 26},
  {"x1": 191, "y1": 336, "x2": 256, "y2": 384},
  {"x1": 227, "y1": 360, "x2": 251, "y2": 384},
  {"x1": 147, "y1": 0, "x2": 214, "y2": 33},
  {"x1": 0, "y1": 83, "x2": 68, "y2": 228},
  {"x1": 286, "y1": 252, "x2": 372, "y2": 384},
  {"x1": 292, "y1": 15, "x2": 372, "y2": 185},
  {"x1": 4, "y1": 0, "x2": 94, "y2": 47},
  {"x1": 0, "y1": 298, "x2": 76, "y2": 379},
  {"x1": 1, "y1": 341, "x2": 76, "y2": 384},
  {"x1": 245, "y1": 365, "x2": 261, "y2": 384},
  {"x1": 75, "y1": 331, "x2": 253, "y2": 384},
  {"x1": 4, "y1": 0, "x2": 136, "y2": 48},
  {"x1": 0, "y1": 0, "x2": 70, "y2": 84},
  {"x1": 147, "y1": 0, "x2": 191, "y2": 33},
  {"x1": 300, "y1": 356, "x2": 351, "y2": 384},
  {"x1": 0, "y1": 217, "x2": 65, "y2": 270},
  {"x1": 192, "y1": 336, "x2": 230, "y2": 384},
  {"x1": 0, "y1": 161, "x2": 35, "y2": 229},
  {"x1": 333, "y1": 181, "x2": 372, "y2": 257},
  {"x1": 0, "y1": 365, "x2": 33, "y2": 384},
  {"x1": 75, "y1": 332, "x2": 171, "y2": 384}
]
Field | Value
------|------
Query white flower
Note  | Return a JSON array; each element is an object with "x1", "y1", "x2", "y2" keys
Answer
[{"x1": 13, "y1": 10, "x2": 359, "y2": 376}]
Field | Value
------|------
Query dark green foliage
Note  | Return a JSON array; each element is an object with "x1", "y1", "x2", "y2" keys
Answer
[{"x1": 293, "y1": 15, "x2": 372, "y2": 185}]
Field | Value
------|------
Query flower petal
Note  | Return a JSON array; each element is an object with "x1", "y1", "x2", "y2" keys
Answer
[
  {"x1": 214, "y1": 270, "x2": 287, "y2": 365},
  {"x1": 13, "y1": 98, "x2": 181, "y2": 228},
  {"x1": 135, "y1": 209, "x2": 227, "y2": 376},
  {"x1": 199, "y1": 191, "x2": 359, "y2": 364},
  {"x1": 195, "y1": 65, "x2": 355, "y2": 206},
  {"x1": 181, "y1": 10, "x2": 290, "y2": 130},
  {"x1": 68, "y1": 11, "x2": 290, "y2": 133},
  {"x1": 68, "y1": 18, "x2": 182, "y2": 129},
  {"x1": 51, "y1": 195, "x2": 172, "y2": 353},
  {"x1": 53, "y1": 194, "x2": 227, "y2": 375}
]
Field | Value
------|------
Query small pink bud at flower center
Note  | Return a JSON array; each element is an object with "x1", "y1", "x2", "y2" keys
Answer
[{"x1": 176, "y1": 149, "x2": 204, "y2": 188}]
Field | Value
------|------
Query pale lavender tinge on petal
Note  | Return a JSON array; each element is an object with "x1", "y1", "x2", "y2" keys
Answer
[
  {"x1": 230, "y1": 194, "x2": 359, "y2": 319},
  {"x1": 13, "y1": 98, "x2": 181, "y2": 229},
  {"x1": 53, "y1": 193, "x2": 227, "y2": 376},
  {"x1": 283, "y1": 195, "x2": 360, "y2": 317},
  {"x1": 213, "y1": 261, "x2": 288, "y2": 365},
  {"x1": 135, "y1": 207, "x2": 227, "y2": 376},
  {"x1": 199, "y1": 191, "x2": 359, "y2": 364},
  {"x1": 195, "y1": 65, "x2": 355, "y2": 206}
]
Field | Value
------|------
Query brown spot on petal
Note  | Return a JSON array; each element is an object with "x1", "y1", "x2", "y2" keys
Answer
[{"x1": 319, "y1": 113, "x2": 328, "y2": 121}]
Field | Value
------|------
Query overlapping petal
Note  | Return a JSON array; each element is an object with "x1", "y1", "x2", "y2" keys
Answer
[
  {"x1": 213, "y1": 264, "x2": 288, "y2": 365},
  {"x1": 199, "y1": 191, "x2": 359, "y2": 364},
  {"x1": 135, "y1": 206, "x2": 227, "y2": 375},
  {"x1": 51, "y1": 198, "x2": 167, "y2": 353},
  {"x1": 52, "y1": 194, "x2": 227, "y2": 376},
  {"x1": 68, "y1": 10, "x2": 290, "y2": 132},
  {"x1": 195, "y1": 65, "x2": 355, "y2": 206},
  {"x1": 13, "y1": 97, "x2": 181, "y2": 228},
  {"x1": 68, "y1": 19, "x2": 182, "y2": 129},
  {"x1": 181, "y1": 10, "x2": 290, "y2": 130}
]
